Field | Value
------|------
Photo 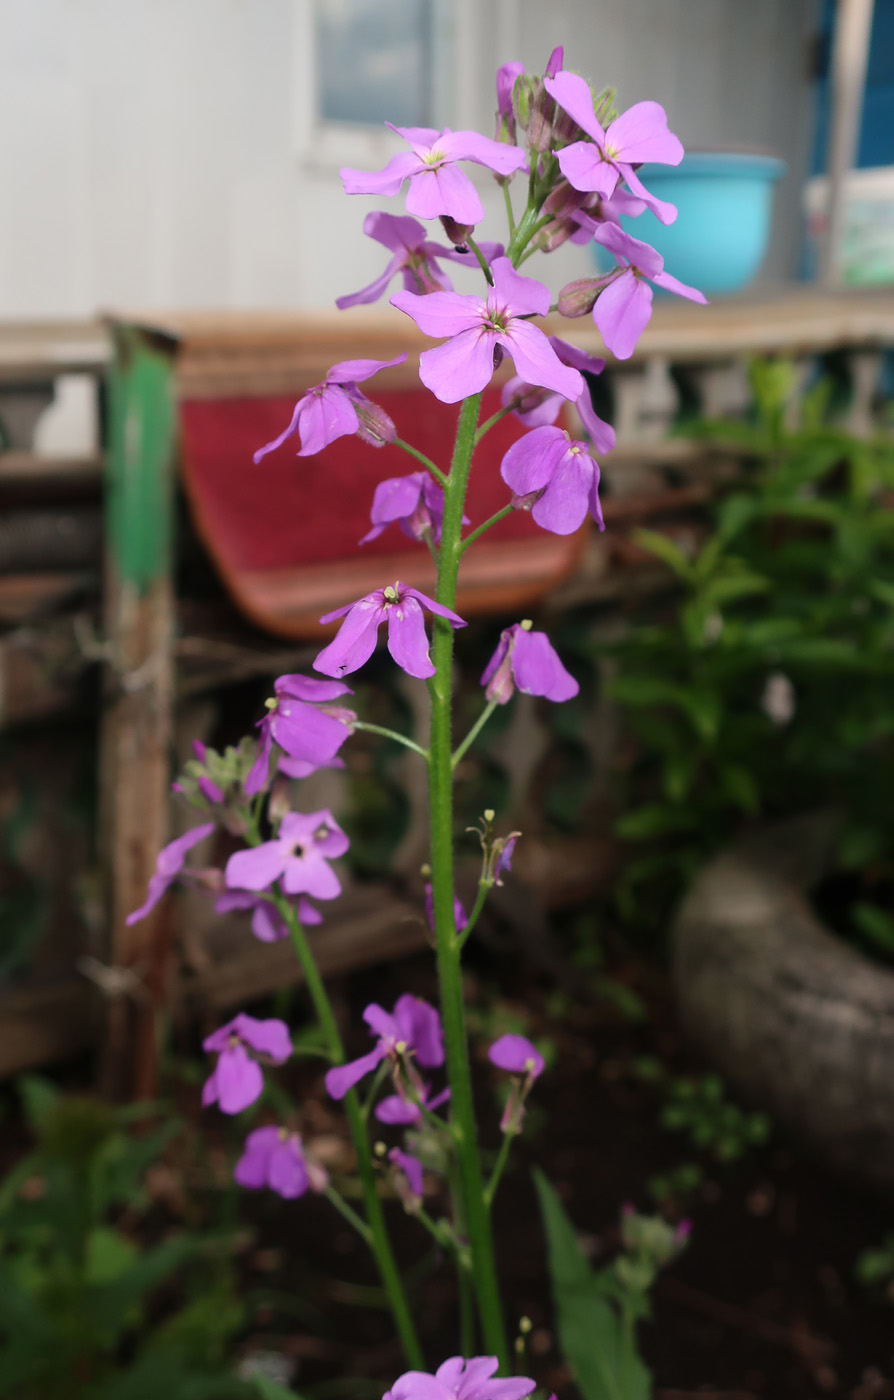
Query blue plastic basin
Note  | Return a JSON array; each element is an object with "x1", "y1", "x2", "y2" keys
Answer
[{"x1": 593, "y1": 152, "x2": 787, "y2": 294}]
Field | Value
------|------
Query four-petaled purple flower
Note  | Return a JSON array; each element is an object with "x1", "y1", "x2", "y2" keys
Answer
[
  {"x1": 544, "y1": 70, "x2": 684, "y2": 225},
  {"x1": 482, "y1": 622, "x2": 579, "y2": 704},
  {"x1": 245, "y1": 673, "x2": 356, "y2": 797},
  {"x1": 337, "y1": 212, "x2": 504, "y2": 309},
  {"x1": 225, "y1": 809, "x2": 349, "y2": 901},
  {"x1": 488, "y1": 1034, "x2": 545, "y2": 1080},
  {"x1": 234, "y1": 1125, "x2": 328, "y2": 1199},
  {"x1": 341, "y1": 126, "x2": 527, "y2": 226},
  {"x1": 563, "y1": 220, "x2": 706, "y2": 361},
  {"x1": 126, "y1": 822, "x2": 216, "y2": 926},
  {"x1": 202, "y1": 1013, "x2": 292, "y2": 1115},
  {"x1": 391, "y1": 257, "x2": 584, "y2": 406},
  {"x1": 253, "y1": 356, "x2": 407, "y2": 464},
  {"x1": 383, "y1": 1356, "x2": 536, "y2": 1400},
  {"x1": 501, "y1": 425, "x2": 604, "y2": 536},
  {"x1": 361, "y1": 472, "x2": 449, "y2": 546},
  {"x1": 314, "y1": 582, "x2": 466, "y2": 681},
  {"x1": 214, "y1": 888, "x2": 322, "y2": 941},
  {"x1": 325, "y1": 994, "x2": 444, "y2": 1101},
  {"x1": 501, "y1": 335, "x2": 616, "y2": 454}
]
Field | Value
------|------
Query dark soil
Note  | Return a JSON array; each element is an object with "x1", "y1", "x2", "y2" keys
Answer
[{"x1": 237, "y1": 945, "x2": 894, "y2": 1400}]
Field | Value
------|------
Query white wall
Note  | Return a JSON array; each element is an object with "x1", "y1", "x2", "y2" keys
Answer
[{"x1": 0, "y1": 0, "x2": 816, "y2": 319}]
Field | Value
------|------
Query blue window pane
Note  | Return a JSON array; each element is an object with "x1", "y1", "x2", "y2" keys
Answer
[{"x1": 316, "y1": 0, "x2": 433, "y2": 128}]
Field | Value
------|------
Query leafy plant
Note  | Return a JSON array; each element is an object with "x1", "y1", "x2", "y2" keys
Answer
[
  {"x1": 609, "y1": 359, "x2": 894, "y2": 947},
  {"x1": 855, "y1": 1232, "x2": 894, "y2": 1304},
  {"x1": 534, "y1": 1170, "x2": 688, "y2": 1400},
  {"x1": 0, "y1": 1076, "x2": 250, "y2": 1400}
]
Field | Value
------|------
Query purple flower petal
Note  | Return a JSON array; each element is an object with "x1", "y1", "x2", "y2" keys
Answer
[
  {"x1": 375, "y1": 1094, "x2": 420, "y2": 1125},
  {"x1": 225, "y1": 840, "x2": 287, "y2": 892},
  {"x1": 533, "y1": 443, "x2": 595, "y2": 535},
  {"x1": 438, "y1": 129, "x2": 528, "y2": 176},
  {"x1": 283, "y1": 848, "x2": 342, "y2": 900},
  {"x1": 340, "y1": 149, "x2": 420, "y2": 197},
  {"x1": 387, "y1": 594, "x2": 435, "y2": 679},
  {"x1": 396, "y1": 993, "x2": 444, "y2": 1068},
  {"x1": 389, "y1": 1147, "x2": 424, "y2": 1199},
  {"x1": 608, "y1": 100, "x2": 684, "y2": 167},
  {"x1": 295, "y1": 385, "x2": 359, "y2": 457},
  {"x1": 489, "y1": 1033, "x2": 544, "y2": 1077},
  {"x1": 618, "y1": 163, "x2": 678, "y2": 225},
  {"x1": 417, "y1": 328, "x2": 496, "y2": 403},
  {"x1": 209, "y1": 1043, "x2": 265, "y2": 1114},
  {"x1": 327, "y1": 356, "x2": 408, "y2": 385},
  {"x1": 268, "y1": 1137, "x2": 309, "y2": 1198},
  {"x1": 502, "y1": 320, "x2": 584, "y2": 400},
  {"x1": 234, "y1": 1126, "x2": 280, "y2": 1188},
  {"x1": 390, "y1": 287, "x2": 480, "y2": 338},
  {"x1": 251, "y1": 901, "x2": 289, "y2": 942},
  {"x1": 500, "y1": 425, "x2": 572, "y2": 496},
  {"x1": 325, "y1": 1044, "x2": 387, "y2": 1100},
  {"x1": 593, "y1": 270, "x2": 654, "y2": 360},
  {"x1": 407, "y1": 161, "x2": 484, "y2": 223},
  {"x1": 591, "y1": 221, "x2": 665, "y2": 278},
  {"x1": 511, "y1": 629, "x2": 579, "y2": 701},
  {"x1": 363, "y1": 1003, "x2": 399, "y2": 1040},
  {"x1": 314, "y1": 596, "x2": 385, "y2": 678},
  {"x1": 651, "y1": 269, "x2": 708, "y2": 304},
  {"x1": 543, "y1": 71, "x2": 606, "y2": 144}
]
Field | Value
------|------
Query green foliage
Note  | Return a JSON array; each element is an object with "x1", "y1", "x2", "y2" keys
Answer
[
  {"x1": 610, "y1": 359, "x2": 894, "y2": 947},
  {"x1": 534, "y1": 1171, "x2": 687, "y2": 1400},
  {"x1": 0, "y1": 1077, "x2": 250, "y2": 1400},
  {"x1": 658, "y1": 1074, "x2": 770, "y2": 1162},
  {"x1": 855, "y1": 1233, "x2": 894, "y2": 1302}
]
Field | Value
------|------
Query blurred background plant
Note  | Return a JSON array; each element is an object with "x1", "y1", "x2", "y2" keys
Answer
[
  {"x1": 0, "y1": 1075, "x2": 251, "y2": 1400},
  {"x1": 607, "y1": 358, "x2": 894, "y2": 956}
]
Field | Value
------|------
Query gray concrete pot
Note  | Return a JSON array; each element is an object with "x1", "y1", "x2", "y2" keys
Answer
[{"x1": 671, "y1": 816, "x2": 894, "y2": 1192}]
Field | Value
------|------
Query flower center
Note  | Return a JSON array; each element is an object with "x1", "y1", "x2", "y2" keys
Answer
[
  {"x1": 421, "y1": 147, "x2": 446, "y2": 168},
  {"x1": 383, "y1": 583, "x2": 401, "y2": 605}
]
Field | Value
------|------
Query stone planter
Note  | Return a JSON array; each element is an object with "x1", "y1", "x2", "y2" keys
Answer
[{"x1": 671, "y1": 817, "x2": 894, "y2": 1192}]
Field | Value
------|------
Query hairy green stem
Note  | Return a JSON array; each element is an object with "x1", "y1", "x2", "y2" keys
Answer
[
  {"x1": 278, "y1": 900, "x2": 424, "y2": 1368},
  {"x1": 325, "y1": 1184, "x2": 373, "y2": 1244},
  {"x1": 502, "y1": 182, "x2": 516, "y2": 237},
  {"x1": 455, "y1": 880, "x2": 491, "y2": 953},
  {"x1": 427, "y1": 392, "x2": 509, "y2": 1366},
  {"x1": 483, "y1": 1130, "x2": 516, "y2": 1209},
  {"x1": 352, "y1": 720, "x2": 429, "y2": 760},
  {"x1": 474, "y1": 406, "x2": 513, "y2": 446}
]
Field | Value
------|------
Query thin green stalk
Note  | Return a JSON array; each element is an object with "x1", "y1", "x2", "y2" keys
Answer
[
  {"x1": 427, "y1": 391, "x2": 509, "y2": 1366},
  {"x1": 466, "y1": 236, "x2": 495, "y2": 285},
  {"x1": 325, "y1": 1184, "x2": 373, "y2": 1244},
  {"x1": 393, "y1": 436, "x2": 448, "y2": 486},
  {"x1": 277, "y1": 899, "x2": 424, "y2": 1368},
  {"x1": 502, "y1": 182, "x2": 516, "y2": 237},
  {"x1": 459, "y1": 505, "x2": 514, "y2": 555},
  {"x1": 455, "y1": 881, "x2": 490, "y2": 953},
  {"x1": 474, "y1": 407, "x2": 513, "y2": 446},
  {"x1": 452, "y1": 699, "x2": 499, "y2": 768},
  {"x1": 483, "y1": 1130, "x2": 515, "y2": 1209},
  {"x1": 458, "y1": 1259, "x2": 477, "y2": 1355},
  {"x1": 352, "y1": 720, "x2": 429, "y2": 760}
]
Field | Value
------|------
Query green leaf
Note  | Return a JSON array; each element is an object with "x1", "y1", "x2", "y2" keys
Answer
[
  {"x1": 252, "y1": 1377, "x2": 310, "y2": 1400},
  {"x1": 533, "y1": 1170, "x2": 651, "y2": 1400},
  {"x1": 852, "y1": 902, "x2": 894, "y2": 956},
  {"x1": 614, "y1": 805, "x2": 699, "y2": 841},
  {"x1": 85, "y1": 1227, "x2": 138, "y2": 1284},
  {"x1": 632, "y1": 529, "x2": 693, "y2": 581},
  {"x1": 18, "y1": 1075, "x2": 61, "y2": 1134}
]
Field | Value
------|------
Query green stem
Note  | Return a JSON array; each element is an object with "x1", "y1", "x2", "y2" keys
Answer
[
  {"x1": 502, "y1": 181, "x2": 516, "y2": 237},
  {"x1": 452, "y1": 699, "x2": 499, "y2": 768},
  {"x1": 483, "y1": 1130, "x2": 516, "y2": 1209},
  {"x1": 427, "y1": 391, "x2": 508, "y2": 1366},
  {"x1": 466, "y1": 236, "x2": 495, "y2": 285},
  {"x1": 474, "y1": 407, "x2": 513, "y2": 446},
  {"x1": 459, "y1": 505, "x2": 514, "y2": 555},
  {"x1": 352, "y1": 720, "x2": 429, "y2": 760},
  {"x1": 393, "y1": 436, "x2": 448, "y2": 486},
  {"x1": 325, "y1": 1184, "x2": 373, "y2": 1244},
  {"x1": 278, "y1": 899, "x2": 424, "y2": 1368},
  {"x1": 455, "y1": 880, "x2": 491, "y2": 953}
]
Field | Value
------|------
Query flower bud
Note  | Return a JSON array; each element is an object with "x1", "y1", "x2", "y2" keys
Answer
[
  {"x1": 439, "y1": 214, "x2": 475, "y2": 247},
  {"x1": 558, "y1": 277, "x2": 602, "y2": 318},
  {"x1": 510, "y1": 488, "x2": 545, "y2": 512},
  {"x1": 512, "y1": 74, "x2": 537, "y2": 133},
  {"x1": 352, "y1": 395, "x2": 397, "y2": 447},
  {"x1": 544, "y1": 181, "x2": 587, "y2": 220}
]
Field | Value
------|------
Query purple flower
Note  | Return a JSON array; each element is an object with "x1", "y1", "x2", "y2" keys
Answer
[
  {"x1": 325, "y1": 993, "x2": 444, "y2": 1101},
  {"x1": 482, "y1": 622, "x2": 579, "y2": 705},
  {"x1": 361, "y1": 472, "x2": 448, "y2": 546},
  {"x1": 501, "y1": 335, "x2": 615, "y2": 454},
  {"x1": 388, "y1": 1147, "x2": 425, "y2": 1206},
  {"x1": 493, "y1": 835, "x2": 517, "y2": 883},
  {"x1": 337, "y1": 212, "x2": 503, "y2": 309},
  {"x1": 126, "y1": 823, "x2": 216, "y2": 925},
  {"x1": 488, "y1": 1034, "x2": 545, "y2": 1079},
  {"x1": 314, "y1": 581, "x2": 466, "y2": 681},
  {"x1": 391, "y1": 257, "x2": 584, "y2": 406},
  {"x1": 376, "y1": 1081, "x2": 451, "y2": 1126},
  {"x1": 341, "y1": 126, "x2": 526, "y2": 225},
  {"x1": 214, "y1": 888, "x2": 322, "y2": 941},
  {"x1": 253, "y1": 356, "x2": 407, "y2": 464},
  {"x1": 234, "y1": 1125, "x2": 328, "y2": 1199},
  {"x1": 501, "y1": 425, "x2": 604, "y2": 536},
  {"x1": 581, "y1": 221, "x2": 706, "y2": 360},
  {"x1": 245, "y1": 674, "x2": 356, "y2": 797},
  {"x1": 225, "y1": 809, "x2": 349, "y2": 901},
  {"x1": 544, "y1": 70, "x2": 684, "y2": 225},
  {"x1": 424, "y1": 883, "x2": 468, "y2": 934},
  {"x1": 202, "y1": 1013, "x2": 292, "y2": 1114},
  {"x1": 383, "y1": 1356, "x2": 536, "y2": 1400}
]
